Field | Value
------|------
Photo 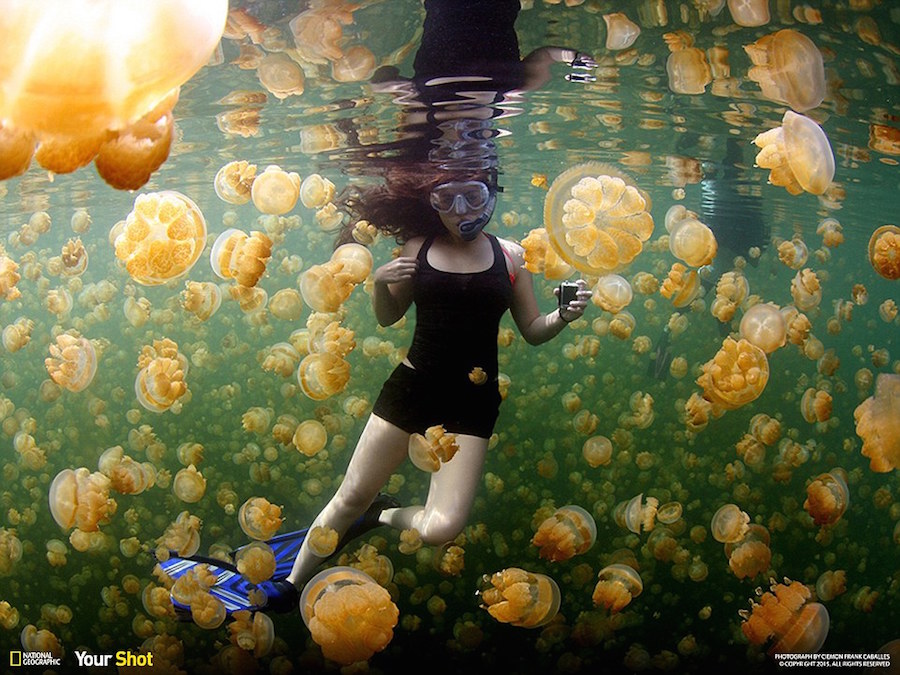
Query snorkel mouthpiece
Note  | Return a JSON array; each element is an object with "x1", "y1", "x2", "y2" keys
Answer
[{"x1": 458, "y1": 213, "x2": 490, "y2": 240}]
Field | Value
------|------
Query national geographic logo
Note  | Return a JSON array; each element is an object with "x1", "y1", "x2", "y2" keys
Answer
[{"x1": 10, "y1": 651, "x2": 62, "y2": 667}]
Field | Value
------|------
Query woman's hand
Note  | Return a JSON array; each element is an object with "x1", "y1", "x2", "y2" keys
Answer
[
  {"x1": 374, "y1": 256, "x2": 418, "y2": 285},
  {"x1": 556, "y1": 278, "x2": 591, "y2": 323}
]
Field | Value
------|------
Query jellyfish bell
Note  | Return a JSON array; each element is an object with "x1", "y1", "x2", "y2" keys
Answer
[
  {"x1": 592, "y1": 563, "x2": 643, "y2": 613},
  {"x1": 663, "y1": 31, "x2": 712, "y2": 95},
  {"x1": 299, "y1": 173, "x2": 336, "y2": 209},
  {"x1": 739, "y1": 303, "x2": 786, "y2": 354},
  {"x1": 531, "y1": 505, "x2": 597, "y2": 562},
  {"x1": 753, "y1": 111, "x2": 835, "y2": 196},
  {"x1": 238, "y1": 497, "x2": 283, "y2": 540},
  {"x1": 0, "y1": 0, "x2": 227, "y2": 187},
  {"x1": 867, "y1": 225, "x2": 900, "y2": 280},
  {"x1": 299, "y1": 566, "x2": 399, "y2": 665},
  {"x1": 728, "y1": 0, "x2": 769, "y2": 26},
  {"x1": 696, "y1": 337, "x2": 770, "y2": 412},
  {"x1": 478, "y1": 567, "x2": 561, "y2": 628},
  {"x1": 582, "y1": 435, "x2": 613, "y2": 467},
  {"x1": 331, "y1": 45, "x2": 377, "y2": 82},
  {"x1": 251, "y1": 165, "x2": 301, "y2": 215},
  {"x1": 665, "y1": 205, "x2": 717, "y2": 267},
  {"x1": 544, "y1": 162, "x2": 654, "y2": 276},
  {"x1": 745, "y1": 30, "x2": 825, "y2": 112},
  {"x1": 330, "y1": 243, "x2": 373, "y2": 284},
  {"x1": 593, "y1": 274, "x2": 633, "y2": 313}
]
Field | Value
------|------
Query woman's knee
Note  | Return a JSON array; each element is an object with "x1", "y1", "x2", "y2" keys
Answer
[{"x1": 417, "y1": 514, "x2": 466, "y2": 546}]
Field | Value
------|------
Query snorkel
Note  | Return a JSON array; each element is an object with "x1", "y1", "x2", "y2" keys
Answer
[{"x1": 457, "y1": 187, "x2": 497, "y2": 241}]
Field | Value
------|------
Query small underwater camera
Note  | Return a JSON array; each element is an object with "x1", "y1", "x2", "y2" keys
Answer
[{"x1": 558, "y1": 281, "x2": 579, "y2": 308}]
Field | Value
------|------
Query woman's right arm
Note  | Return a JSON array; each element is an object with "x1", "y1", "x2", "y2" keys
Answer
[{"x1": 372, "y1": 237, "x2": 422, "y2": 326}]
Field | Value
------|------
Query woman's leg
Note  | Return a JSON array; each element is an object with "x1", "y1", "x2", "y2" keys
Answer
[
  {"x1": 379, "y1": 434, "x2": 488, "y2": 545},
  {"x1": 286, "y1": 414, "x2": 409, "y2": 586}
]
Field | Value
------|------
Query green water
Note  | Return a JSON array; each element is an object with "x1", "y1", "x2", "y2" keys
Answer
[{"x1": 1, "y1": 0, "x2": 898, "y2": 673}]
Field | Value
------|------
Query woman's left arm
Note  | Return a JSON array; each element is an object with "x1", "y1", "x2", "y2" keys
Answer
[{"x1": 503, "y1": 240, "x2": 591, "y2": 346}]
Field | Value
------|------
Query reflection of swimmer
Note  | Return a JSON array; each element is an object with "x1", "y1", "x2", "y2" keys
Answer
[{"x1": 648, "y1": 325, "x2": 673, "y2": 381}]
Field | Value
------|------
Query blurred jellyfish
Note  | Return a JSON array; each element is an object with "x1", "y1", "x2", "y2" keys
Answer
[
  {"x1": 777, "y1": 236, "x2": 809, "y2": 270},
  {"x1": 804, "y1": 468, "x2": 849, "y2": 526},
  {"x1": 603, "y1": 13, "x2": 640, "y2": 50},
  {"x1": 867, "y1": 225, "x2": 900, "y2": 280},
  {"x1": 543, "y1": 162, "x2": 654, "y2": 276},
  {"x1": 753, "y1": 111, "x2": 835, "y2": 195},
  {"x1": 0, "y1": 250, "x2": 22, "y2": 300},
  {"x1": 214, "y1": 160, "x2": 257, "y2": 205},
  {"x1": 227, "y1": 610, "x2": 275, "y2": 658},
  {"x1": 20, "y1": 624, "x2": 64, "y2": 659},
  {"x1": 408, "y1": 425, "x2": 460, "y2": 472},
  {"x1": 725, "y1": 524, "x2": 772, "y2": 579},
  {"x1": 745, "y1": 30, "x2": 825, "y2": 112},
  {"x1": 299, "y1": 567, "x2": 399, "y2": 665},
  {"x1": 257, "y1": 52, "x2": 305, "y2": 99},
  {"x1": 592, "y1": 563, "x2": 643, "y2": 613},
  {"x1": 531, "y1": 505, "x2": 597, "y2": 562},
  {"x1": 582, "y1": 435, "x2": 613, "y2": 468},
  {"x1": 739, "y1": 303, "x2": 786, "y2": 354},
  {"x1": 251, "y1": 165, "x2": 301, "y2": 215},
  {"x1": 741, "y1": 579, "x2": 829, "y2": 655},
  {"x1": 268, "y1": 288, "x2": 304, "y2": 321},
  {"x1": 592, "y1": 274, "x2": 633, "y2": 313},
  {"x1": 292, "y1": 419, "x2": 328, "y2": 457},
  {"x1": 0, "y1": 528, "x2": 23, "y2": 575},
  {"x1": 45, "y1": 333, "x2": 97, "y2": 392},
  {"x1": 181, "y1": 280, "x2": 222, "y2": 321},
  {"x1": 664, "y1": 31, "x2": 712, "y2": 95},
  {"x1": 710, "y1": 271, "x2": 748, "y2": 323},
  {"x1": 114, "y1": 191, "x2": 207, "y2": 285},
  {"x1": 209, "y1": 228, "x2": 273, "y2": 288},
  {"x1": 728, "y1": 0, "x2": 769, "y2": 26},
  {"x1": 332, "y1": 45, "x2": 376, "y2": 82},
  {"x1": 710, "y1": 503, "x2": 750, "y2": 543},
  {"x1": 815, "y1": 571, "x2": 847, "y2": 602},
  {"x1": 479, "y1": 567, "x2": 561, "y2": 628},
  {"x1": 300, "y1": 173, "x2": 336, "y2": 209},
  {"x1": 156, "y1": 511, "x2": 202, "y2": 557},
  {"x1": 0, "y1": 0, "x2": 226, "y2": 188},
  {"x1": 853, "y1": 374, "x2": 900, "y2": 472},
  {"x1": 3, "y1": 317, "x2": 34, "y2": 352},
  {"x1": 239, "y1": 497, "x2": 283, "y2": 540}
]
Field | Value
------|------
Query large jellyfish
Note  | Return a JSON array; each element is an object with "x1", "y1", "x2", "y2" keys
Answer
[
  {"x1": 0, "y1": 0, "x2": 227, "y2": 188},
  {"x1": 696, "y1": 337, "x2": 770, "y2": 414},
  {"x1": 299, "y1": 567, "x2": 399, "y2": 665},
  {"x1": 753, "y1": 111, "x2": 835, "y2": 195},
  {"x1": 478, "y1": 567, "x2": 561, "y2": 628},
  {"x1": 741, "y1": 580, "x2": 829, "y2": 655},
  {"x1": 853, "y1": 374, "x2": 900, "y2": 472},
  {"x1": 867, "y1": 225, "x2": 900, "y2": 280},
  {"x1": 544, "y1": 162, "x2": 654, "y2": 276},
  {"x1": 745, "y1": 30, "x2": 825, "y2": 112},
  {"x1": 114, "y1": 191, "x2": 208, "y2": 286}
]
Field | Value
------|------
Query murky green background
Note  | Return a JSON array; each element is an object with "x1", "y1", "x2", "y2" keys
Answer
[{"x1": 1, "y1": 0, "x2": 898, "y2": 673}]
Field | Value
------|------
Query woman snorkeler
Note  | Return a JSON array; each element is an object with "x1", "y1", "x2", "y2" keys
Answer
[{"x1": 274, "y1": 160, "x2": 591, "y2": 604}]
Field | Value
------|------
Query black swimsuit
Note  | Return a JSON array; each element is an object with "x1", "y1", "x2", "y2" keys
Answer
[{"x1": 372, "y1": 233, "x2": 514, "y2": 437}]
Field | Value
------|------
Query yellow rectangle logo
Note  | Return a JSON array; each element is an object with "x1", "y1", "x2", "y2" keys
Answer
[{"x1": 10, "y1": 651, "x2": 22, "y2": 667}]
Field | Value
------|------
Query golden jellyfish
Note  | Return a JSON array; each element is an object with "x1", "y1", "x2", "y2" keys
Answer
[
  {"x1": 665, "y1": 205, "x2": 717, "y2": 267},
  {"x1": 298, "y1": 352, "x2": 351, "y2": 400},
  {"x1": 478, "y1": 567, "x2": 561, "y2": 628},
  {"x1": 228, "y1": 610, "x2": 275, "y2": 658},
  {"x1": 235, "y1": 541, "x2": 276, "y2": 585},
  {"x1": 753, "y1": 111, "x2": 835, "y2": 196},
  {"x1": 135, "y1": 343, "x2": 188, "y2": 414},
  {"x1": 725, "y1": 524, "x2": 772, "y2": 579},
  {"x1": 251, "y1": 165, "x2": 301, "y2": 215},
  {"x1": 800, "y1": 388, "x2": 832, "y2": 423},
  {"x1": 209, "y1": 228, "x2": 273, "y2": 288},
  {"x1": 710, "y1": 503, "x2": 750, "y2": 543},
  {"x1": 332, "y1": 45, "x2": 376, "y2": 82},
  {"x1": 664, "y1": 31, "x2": 712, "y2": 95},
  {"x1": 817, "y1": 218, "x2": 843, "y2": 248},
  {"x1": 853, "y1": 373, "x2": 900, "y2": 472},
  {"x1": 408, "y1": 425, "x2": 460, "y2": 472},
  {"x1": 741, "y1": 579, "x2": 829, "y2": 655},
  {"x1": 544, "y1": 162, "x2": 654, "y2": 276},
  {"x1": 582, "y1": 435, "x2": 613, "y2": 467},
  {"x1": 0, "y1": 0, "x2": 227, "y2": 188},
  {"x1": 0, "y1": 250, "x2": 21, "y2": 301},
  {"x1": 710, "y1": 271, "x2": 748, "y2": 322},
  {"x1": 696, "y1": 337, "x2": 769, "y2": 413},
  {"x1": 114, "y1": 191, "x2": 208, "y2": 285},
  {"x1": 867, "y1": 225, "x2": 900, "y2": 280},
  {"x1": 3, "y1": 317, "x2": 34, "y2": 352},
  {"x1": 777, "y1": 236, "x2": 809, "y2": 270},
  {"x1": 307, "y1": 526, "x2": 340, "y2": 558},
  {"x1": 804, "y1": 468, "x2": 849, "y2": 526},
  {"x1": 531, "y1": 505, "x2": 597, "y2": 562},
  {"x1": 300, "y1": 173, "x2": 336, "y2": 209},
  {"x1": 331, "y1": 243, "x2": 374, "y2": 284},
  {"x1": 0, "y1": 528, "x2": 23, "y2": 576},
  {"x1": 790, "y1": 268, "x2": 822, "y2": 311},
  {"x1": 267, "y1": 288, "x2": 303, "y2": 321},
  {"x1": 45, "y1": 333, "x2": 97, "y2": 392},
  {"x1": 239, "y1": 497, "x2": 283, "y2": 541},
  {"x1": 48, "y1": 467, "x2": 116, "y2": 533},
  {"x1": 520, "y1": 228, "x2": 575, "y2": 280},
  {"x1": 592, "y1": 274, "x2": 633, "y2": 313},
  {"x1": 261, "y1": 342, "x2": 302, "y2": 379},
  {"x1": 299, "y1": 567, "x2": 399, "y2": 665},
  {"x1": 191, "y1": 591, "x2": 228, "y2": 630},
  {"x1": 603, "y1": 13, "x2": 640, "y2": 50},
  {"x1": 300, "y1": 262, "x2": 356, "y2": 313},
  {"x1": 815, "y1": 570, "x2": 847, "y2": 602},
  {"x1": 292, "y1": 419, "x2": 328, "y2": 457},
  {"x1": 660, "y1": 262, "x2": 701, "y2": 308},
  {"x1": 181, "y1": 280, "x2": 222, "y2": 321},
  {"x1": 289, "y1": 8, "x2": 349, "y2": 63},
  {"x1": 214, "y1": 161, "x2": 257, "y2": 205},
  {"x1": 99, "y1": 446, "x2": 155, "y2": 496},
  {"x1": 256, "y1": 53, "x2": 304, "y2": 99},
  {"x1": 739, "y1": 303, "x2": 786, "y2": 354},
  {"x1": 0, "y1": 601, "x2": 20, "y2": 630},
  {"x1": 592, "y1": 563, "x2": 643, "y2": 613},
  {"x1": 173, "y1": 464, "x2": 206, "y2": 503},
  {"x1": 745, "y1": 30, "x2": 825, "y2": 112},
  {"x1": 60, "y1": 238, "x2": 88, "y2": 276},
  {"x1": 728, "y1": 0, "x2": 770, "y2": 26},
  {"x1": 615, "y1": 493, "x2": 658, "y2": 534},
  {"x1": 20, "y1": 624, "x2": 64, "y2": 659}
]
